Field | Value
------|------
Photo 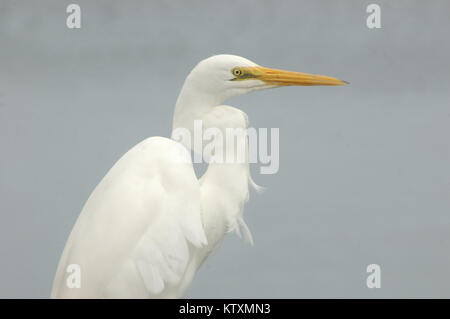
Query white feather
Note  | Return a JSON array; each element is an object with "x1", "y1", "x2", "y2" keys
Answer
[{"x1": 51, "y1": 137, "x2": 207, "y2": 298}]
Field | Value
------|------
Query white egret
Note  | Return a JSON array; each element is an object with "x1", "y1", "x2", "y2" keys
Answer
[{"x1": 51, "y1": 54, "x2": 347, "y2": 298}]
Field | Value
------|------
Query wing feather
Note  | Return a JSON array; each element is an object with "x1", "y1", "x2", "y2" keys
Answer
[{"x1": 51, "y1": 136, "x2": 206, "y2": 298}]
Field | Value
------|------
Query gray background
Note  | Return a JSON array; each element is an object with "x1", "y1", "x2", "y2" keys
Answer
[{"x1": 0, "y1": 0, "x2": 449, "y2": 298}]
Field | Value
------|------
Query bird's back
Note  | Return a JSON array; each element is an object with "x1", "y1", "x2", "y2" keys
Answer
[{"x1": 51, "y1": 136, "x2": 207, "y2": 298}]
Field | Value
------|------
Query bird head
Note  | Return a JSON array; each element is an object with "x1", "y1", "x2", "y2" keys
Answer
[
  {"x1": 184, "y1": 54, "x2": 348, "y2": 103},
  {"x1": 172, "y1": 54, "x2": 348, "y2": 146}
]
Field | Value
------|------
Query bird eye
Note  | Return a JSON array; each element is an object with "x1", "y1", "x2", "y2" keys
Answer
[{"x1": 232, "y1": 68, "x2": 243, "y2": 77}]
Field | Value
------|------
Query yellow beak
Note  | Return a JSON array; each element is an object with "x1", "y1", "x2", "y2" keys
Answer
[{"x1": 247, "y1": 66, "x2": 348, "y2": 86}]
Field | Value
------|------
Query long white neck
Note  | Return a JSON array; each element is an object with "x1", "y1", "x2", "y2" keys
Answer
[
  {"x1": 171, "y1": 72, "x2": 255, "y2": 179},
  {"x1": 170, "y1": 75, "x2": 258, "y2": 246},
  {"x1": 172, "y1": 82, "x2": 248, "y2": 164},
  {"x1": 173, "y1": 73, "x2": 224, "y2": 133}
]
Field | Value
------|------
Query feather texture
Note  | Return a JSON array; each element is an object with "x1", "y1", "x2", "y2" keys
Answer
[{"x1": 51, "y1": 137, "x2": 207, "y2": 298}]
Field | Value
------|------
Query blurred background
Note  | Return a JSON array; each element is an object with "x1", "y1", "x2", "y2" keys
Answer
[{"x1": 0, "y1": 0, "x2": 449, "y2": 298}]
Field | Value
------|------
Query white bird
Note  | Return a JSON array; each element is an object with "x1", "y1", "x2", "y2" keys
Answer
[{"x1": 51, "y1": 54, "x2": 347, "y2": 298}]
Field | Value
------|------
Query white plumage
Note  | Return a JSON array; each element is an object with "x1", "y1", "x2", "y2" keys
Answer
[{"x1": 51, "y1": 55, "x2": 346, "y2": 298}]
